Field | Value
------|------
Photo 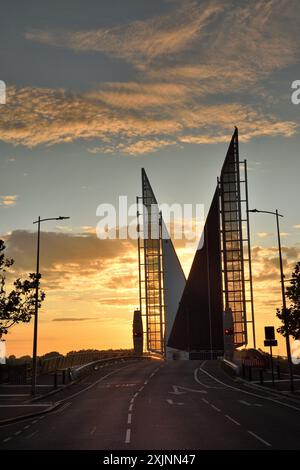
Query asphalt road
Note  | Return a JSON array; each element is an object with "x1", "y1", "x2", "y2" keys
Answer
[{"x1": 0, "y1": 359, "x2": 299, "y2": 450}]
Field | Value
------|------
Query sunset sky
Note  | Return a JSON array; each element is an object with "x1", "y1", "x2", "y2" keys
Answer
[{"x1": 0, "y1": 0, "x2": 299, "y2": 357}]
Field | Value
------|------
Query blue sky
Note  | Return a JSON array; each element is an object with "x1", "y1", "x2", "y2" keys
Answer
[{"x1": 0, "y1": 0, "x2": 299, "y2": 355}]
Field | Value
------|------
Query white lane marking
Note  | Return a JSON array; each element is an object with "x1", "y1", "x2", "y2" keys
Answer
[
  {"x1": 239, "y1": 399, "x2": 263, "y2": 407},
  {"x1": 23, "y1": 425, "x2": 30, "y2": 430},
  {"x1": 225, "y1": 415, "x2": 240, "y2": 426},
  {"x1": 90, "y1": 426, "x2": 97, "y2": 435},
  {"x1": 52, "y1": 402, "x2": 71, "y2": 414},
  {"x1": 31, "y1": 420, "x2": 38, "y2": 424},
  {"x1": 129, "y1": 404, "x2": 133, "y2": 411},
  {"x1": 138, "y1": 387, "x2": 144, "y2": 392},
  {"x1": 127, "y1": 413, "x2": 132, "y2": 424},
  {"x1": 197, "y1": 363, "x2": 300, "y2": 413},
  {"x1": 125, "y1": 428, "x2": 131, "y2": 444},
  {"x1": 133, "y1": 393, "x2": 138, "y2": 399},
  {"x1": 0, "y1": 404, "x2": 50, "y2": 408},
  {"x1": 144, "y1": 381, "x2": 148, "y2": 385},
  {"x1": 239, "y1": 400, "x2": 251, "y2": 406},
  {"x1": 169, "y1": 384, "x2": 207, "y2": 395},
  {"x1": 3, "y1": 437, "x2": 12, "y2": 442},
  {"x1": 248, "y1": 430, "x2": 272, "y2": 447},
  {"x1": 202, "y1": 398, "x2": 209, "y2": 404},
  {"x1": 14, "y1": 430, "x2": 22, "y2": 436},
  {"x1": 193, "y1": 367, "x2": 224, "y2": 389},
  {"x1": 166, "y1": 399, "x2": 184, "y2": 406},
  {"x1": 25, "y1": 430, "x2": 39, "y2": 439},
  {"x1": 0, "y1": 394, "x2": 30, "y2": 397},
  {"x1": 210, "y1": 404, "x2": 221, "y2": 412}
]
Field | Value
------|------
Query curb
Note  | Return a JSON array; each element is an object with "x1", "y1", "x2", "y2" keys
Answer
[{"x1": 236, "y1": 376, "x2": 300, "y2": 402}]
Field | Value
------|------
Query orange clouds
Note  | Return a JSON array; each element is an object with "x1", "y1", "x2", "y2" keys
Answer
[
  {"x1": 0, "y1": 85, "x2": 297, "y2": 154},
  {"x1": 0, "y1": 0, "x2": 294, "y2": 154},
  {"x1": 0, "y1": 195, "x2": 18, "y2": 207}
]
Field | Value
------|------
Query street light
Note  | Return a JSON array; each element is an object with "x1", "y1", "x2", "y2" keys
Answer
[
  {"x1": 248, "y1": 208, "x2": 294, "y2": 392},
  {"x1": 31, "y1": 216, "x2": 70, "y2": 395}
]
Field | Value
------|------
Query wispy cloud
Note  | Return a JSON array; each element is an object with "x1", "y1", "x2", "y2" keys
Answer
[
  {"x1": 24, "y1": 2, "x2": 221, "y2": 68},
  {"x1": 1, "y1": 0, "x2": 299, "y2": 154},
  {"x1": 52, "y1": 317, "x2": 97, "y2": 322},
  {"x1": 0, "y1": 195, "x2": 18, "y2": 207},
  {"x1": 0, "y1": 86, "x2": 297, "y2": 153}
]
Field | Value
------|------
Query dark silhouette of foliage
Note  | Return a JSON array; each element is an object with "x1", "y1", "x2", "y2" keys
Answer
[
  {"x1": 276, "y1": 261, "x2": 300, "y2": 339},
  {"x1": 0, "y1": 240, "x2": 45, "y2": 338}
]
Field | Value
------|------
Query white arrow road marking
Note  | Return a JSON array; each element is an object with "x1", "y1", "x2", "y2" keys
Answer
[
  {"x1": 239, "y1": 400, "x2": 263, "y2": 407},
  {"x1": 239, "y1": 400, "x2": 251, "y2": 406},
  {"x1": 166, "y1": 399, "x2": 184, "y2": 406},
  {"x1": 169, "y1": 385, "x2": 207, "y2": 395}
]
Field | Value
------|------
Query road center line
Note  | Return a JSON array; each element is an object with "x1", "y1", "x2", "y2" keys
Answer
[
  {"x1": 129, "y1": 403, "x2": 133, "y2": 411},
  {"x1": 225, "y1": 415, "x2": 240, "y2": 426},
  {"x1": 127, "y1": 413, "x2": 132, "y2": 424},
  {"x1": 248, "y1": 430, "x2": 272, "y2": 447},
  {"x1": 25, "y1": 430, "x2": 39, "y2": 439},
  {"x1": 125, "y1": 428, "x2": 131, "y2": 444}
]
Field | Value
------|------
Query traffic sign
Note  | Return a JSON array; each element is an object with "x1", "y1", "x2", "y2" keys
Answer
[
  {"x1": 264, "y1": 339, "x2": 278, "y2": 347},
  {"x1": 265, "y1": 326, "x2": 275, "y2": 340}
]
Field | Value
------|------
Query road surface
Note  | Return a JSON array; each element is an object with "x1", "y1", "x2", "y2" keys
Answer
[{"x1": 0, "y1": 359, "x2": 299, "y2": 450}]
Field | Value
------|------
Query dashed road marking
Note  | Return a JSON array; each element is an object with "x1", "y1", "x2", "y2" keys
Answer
[
  {"x1": 125, "y1": 428, "x2": 131, "y2": 444},
  {"x1": 197, "y1": 362, "x2": 300, "y2": 413},
  {"x1": 2, "y1": 436, "x2": 12, "y2": 443},
  {"x1": 127, "y1": 413, "x2": 132, "y2": 424},
  {"x1": 248, "y1": 430, "x2": 272, "y2": 447},
  {"x1": 239, "y1": 400, "x2": 251, "y2": 406},
  {"x1": 25, "y1": 430, "x2": 39, "y2": 439},
  {"x1": 129, "y1": 403, "x2": 133, "y2": 411},
  {"x1": 210, "y1": 404, "x2": 221, "y2": 412},
  {"x1": 202, "y1": 398, "x2": 209, "y2": 404},
  {"x1": 14, "y1": 430, "x2": 22, "y2": 436},
  {"x1": 225, "y1": 415, "x2": 240, "y2": 426},
  {"x1": 90, "y1": 426, "x2": 97, "y2": 435}
]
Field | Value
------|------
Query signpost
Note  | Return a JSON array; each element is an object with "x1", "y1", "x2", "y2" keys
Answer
[{"x1": 264, "y1": 326, "x2": 277, "y2": 386}]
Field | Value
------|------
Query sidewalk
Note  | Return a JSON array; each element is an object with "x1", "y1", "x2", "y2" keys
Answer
[
  {"x1": 0, "y1": 376, "x2": 64, "y2": 423},
  {"x1": 241, "y1": 367, "x2": 300, "y2": 398}
]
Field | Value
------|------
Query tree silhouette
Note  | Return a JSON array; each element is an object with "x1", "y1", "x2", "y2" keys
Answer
[
  {"x1": 276, "y1": 261, "x2": 300, "y2": 339},
  {"x1": 0, "y1": 240, "x2": 45, "y2": 338}
]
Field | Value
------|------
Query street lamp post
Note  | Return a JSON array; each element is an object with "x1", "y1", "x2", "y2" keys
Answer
[
  {"x1": 248, "y1": 209, "x2": 294, "y2": 392},
  {"x1": 31, "y1": 216, "x2": 70, "y2": 395}
]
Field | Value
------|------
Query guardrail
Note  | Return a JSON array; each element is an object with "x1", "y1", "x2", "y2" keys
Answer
[
  {"x1": 71, "y1": 355, "x2": 149, "y2": 381},
  {"x1": 40, "y1": 350, "x2": 134, "y2": 374}
]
